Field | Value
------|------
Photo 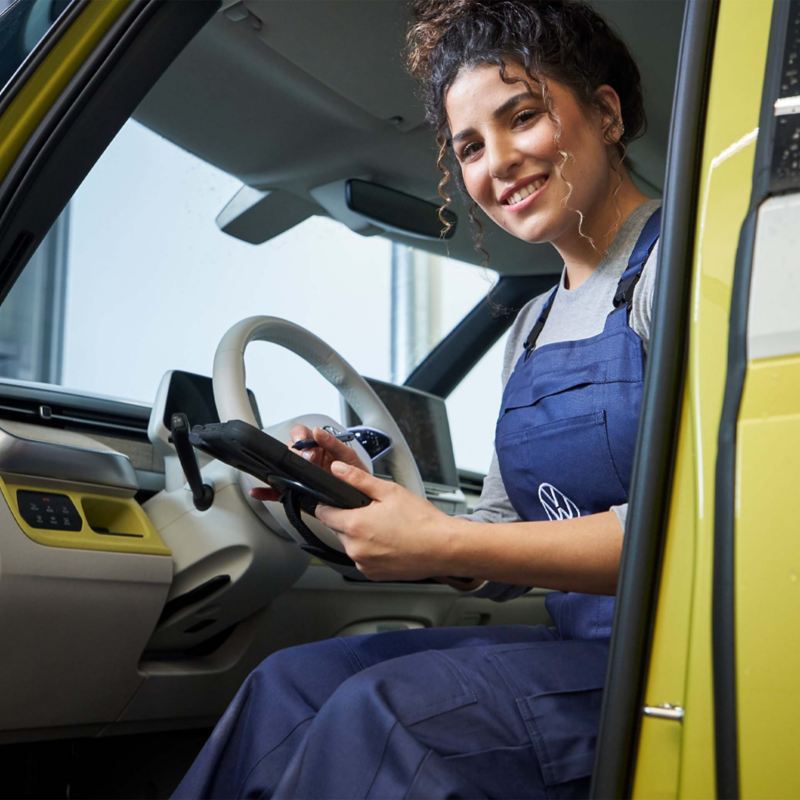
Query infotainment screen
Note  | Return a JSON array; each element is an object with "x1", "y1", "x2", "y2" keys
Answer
[{"x1": 344, "y1": 378, "x2": 458, "y2": 490}]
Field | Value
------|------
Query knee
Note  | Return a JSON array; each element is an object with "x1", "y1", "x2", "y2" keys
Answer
[
  {"x1": 248, "y1": 638, "x2": 359, "y2": 702},
  {"x1": 253, "y1": 645, "x2": 311, "y2": 686},
  {"x1": 319, "y1": 666, "x2": 389, "y2": 723}
]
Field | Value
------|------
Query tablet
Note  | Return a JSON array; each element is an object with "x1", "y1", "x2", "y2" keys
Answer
[{"x1": 188, "y1": 419, "x2": 371, "y2": 511}]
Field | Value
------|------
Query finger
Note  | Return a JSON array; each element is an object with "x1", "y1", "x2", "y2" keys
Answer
[
  {"x1": 330, "y1": 460, "x2": 388, "y2": 498},
  {"x1": 298, "y1": 447, "x2": 320, "y2": 465},
  {"x1": 311, "y1": 428, "x2": 357, "y2": 463},
  {"x1": 289, "y1": 425, "x2": 314, "y2": 451},
  {"x1": 250, "y1": 486, "x2": 281, "y2": 502},
  {"x1": 314, "y1": 502, "x2": 352, "y2": 530}
]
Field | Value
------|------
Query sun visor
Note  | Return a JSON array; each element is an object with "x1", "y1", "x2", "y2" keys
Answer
[{"x1": 216, "y1": 186, "x2": 318, "y2": 244}]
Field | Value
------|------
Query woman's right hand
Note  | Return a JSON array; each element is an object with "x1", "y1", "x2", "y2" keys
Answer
[{"x1": 249, "y1": 425, "x2": 368, "y2": 502}]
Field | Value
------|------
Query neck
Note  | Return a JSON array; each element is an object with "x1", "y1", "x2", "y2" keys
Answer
[{"x1": 554, "y1": 174, "x2": 650, "y2": 290}]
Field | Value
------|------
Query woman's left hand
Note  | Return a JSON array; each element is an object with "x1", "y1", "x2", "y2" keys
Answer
[{"x1": 315, "y1": 461, "x2": 458, "y2": 582}]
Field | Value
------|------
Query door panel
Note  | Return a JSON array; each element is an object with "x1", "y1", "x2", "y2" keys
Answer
[
  {"x1": 631, "y1": 1, "x2": 772, "y2": 796},
  {"x1": 736, "y1": 357, "x2": 800, "y2": 798}
]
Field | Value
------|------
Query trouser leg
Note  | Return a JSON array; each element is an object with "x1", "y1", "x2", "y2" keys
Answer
[
  {"x1": 271, "y1": 633, "x2": 581, "y2": 800},
  {"x1": 172, "y1": 637, "x2": 361, "y2": 799},
  {"x1": 174, "y1": 625, "x2": 574, "y2": 800}
]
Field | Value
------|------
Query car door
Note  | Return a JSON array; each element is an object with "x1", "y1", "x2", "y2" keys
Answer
[
  {"x1": 713, "y1": 1, "x2": 800, "y2": 797},
  {"x1": 595, "y1": 1, "x2": 800, "y2": 797}
]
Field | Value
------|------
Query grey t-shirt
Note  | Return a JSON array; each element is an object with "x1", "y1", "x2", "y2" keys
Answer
[{"x1": 465, "y1": 199, "x2": 661, "y2": 600}]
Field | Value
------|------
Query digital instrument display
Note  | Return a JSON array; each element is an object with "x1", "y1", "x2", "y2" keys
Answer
[
  {"x1": 162, "y1": 371, "x2": 261, "y2": 430},
  {"x1": 345, "y1": 378, "x2": 458, "y2": 490}
]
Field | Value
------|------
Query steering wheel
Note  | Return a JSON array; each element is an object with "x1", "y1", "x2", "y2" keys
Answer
[{"x1": 212, "y1": 316, "x2": 425, "y2": 578}]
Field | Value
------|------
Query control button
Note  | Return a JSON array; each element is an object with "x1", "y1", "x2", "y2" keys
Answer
[{"x1": 17, "y1": 491, "x2": 82, "y2": 532}]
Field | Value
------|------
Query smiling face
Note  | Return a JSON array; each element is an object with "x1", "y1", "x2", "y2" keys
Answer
[{"x1": 445, "y1": 62, "x2": 623, "y2": 260}]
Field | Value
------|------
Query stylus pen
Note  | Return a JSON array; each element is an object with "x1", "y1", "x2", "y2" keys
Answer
[{"x1": 293, "y1": 432, "x2": 356, "y2": 450}]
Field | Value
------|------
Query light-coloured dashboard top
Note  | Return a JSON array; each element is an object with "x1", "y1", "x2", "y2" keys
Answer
[{"x1": 0, "y1": 418, "x2": 138, "y2": 492}]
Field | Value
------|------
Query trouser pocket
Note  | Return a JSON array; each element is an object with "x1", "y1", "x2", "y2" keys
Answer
[
  {"x1": 487, "y1": 640, "x2": 609, "y2": 797},
  {"x1": 517, "y1": 685, "x2": 603, "y2": 790}
]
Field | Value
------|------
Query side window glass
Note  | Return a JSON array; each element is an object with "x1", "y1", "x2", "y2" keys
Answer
[{"x1": 445, "y1": 334, "x2": 506, "y2": 473}]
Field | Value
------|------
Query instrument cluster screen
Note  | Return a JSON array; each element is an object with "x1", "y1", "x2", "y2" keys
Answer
[
  {"x1": 346, "y1": 378, "x2": 459, "y2": 489},
  {"x1": 162, "y1": 371, "x2": 261, "y2": 430}
]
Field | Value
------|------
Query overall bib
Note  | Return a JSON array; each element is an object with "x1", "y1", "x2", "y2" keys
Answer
[
  {"x1": 496, "y1": 206, "x2": 661, "y2": 642},
  {"x1": 173, "y1": 210, "x2": 661, "y2": 800}
]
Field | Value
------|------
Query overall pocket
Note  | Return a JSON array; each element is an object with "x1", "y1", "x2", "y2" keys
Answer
[{"x1": 496, "y1": 410, "x2": 628, "y2": 520}]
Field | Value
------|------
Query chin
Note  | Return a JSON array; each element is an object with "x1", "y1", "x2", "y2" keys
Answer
[{"x1": 499, "y1": 218, "x2": 555, "y2": 245}]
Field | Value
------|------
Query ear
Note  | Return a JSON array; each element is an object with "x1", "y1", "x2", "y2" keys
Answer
[{"x1": 594, "y1": 84, "x2": 624, "y2": 144}]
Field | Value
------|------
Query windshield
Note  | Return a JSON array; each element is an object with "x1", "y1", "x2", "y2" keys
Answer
[{"x1": 0, "y1": 119, "x2": 498, "y2": 430}]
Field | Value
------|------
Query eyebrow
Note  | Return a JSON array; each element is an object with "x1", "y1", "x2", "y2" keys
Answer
[{"x1": 451, "y1": 91, "x2": 538, "y2": 145}]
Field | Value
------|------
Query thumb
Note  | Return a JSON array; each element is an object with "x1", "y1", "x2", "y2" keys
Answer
[{"x1": 331, "y1": 460, "x2": 388, "y2": 500}]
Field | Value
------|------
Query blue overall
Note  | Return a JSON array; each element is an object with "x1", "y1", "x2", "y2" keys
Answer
[{"x1": 172, "y1": 210, "x2": 660, "y2": 800}]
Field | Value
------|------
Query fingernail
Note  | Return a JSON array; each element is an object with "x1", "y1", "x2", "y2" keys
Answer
[{"x1": 331, "y1": 461, "x2": 347, "y2": 474}]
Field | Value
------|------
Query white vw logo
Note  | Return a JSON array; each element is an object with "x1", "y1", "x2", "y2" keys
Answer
[{"x1": 538, "y1": 482, "x2": 580, "y2": 521}]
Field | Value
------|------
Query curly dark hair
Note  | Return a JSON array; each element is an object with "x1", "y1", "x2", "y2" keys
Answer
[{"x1": 406, "y1": 0, "x2": 646, "y2": 248}]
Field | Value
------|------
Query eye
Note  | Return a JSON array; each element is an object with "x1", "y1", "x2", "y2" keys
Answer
[
  {"x1": 458, "y1": 141, "x2": 483, "y2": 162},
  {"x1": 512, "y1": 108, "x2": 541, "y2": 127}
]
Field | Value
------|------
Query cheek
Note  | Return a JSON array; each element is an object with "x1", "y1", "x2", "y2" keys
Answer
[
  {"x1": 550, "y1": 138, "x2": 590, "y2": 187},
  {"x1": 518, "y1": 120, "x2": 561, "y2": 161},
  {"x1": 460, "y1": 165, "x2": 489, "y2": 205}
]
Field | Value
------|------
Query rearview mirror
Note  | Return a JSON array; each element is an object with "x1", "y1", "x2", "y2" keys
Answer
[{"x1": 345, "y1": 179, "x2": 457, "y2": 241}]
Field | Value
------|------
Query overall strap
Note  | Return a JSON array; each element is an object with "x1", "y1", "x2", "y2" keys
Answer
[
  {"x1": 522, "y1": 207, "x2": 661, "y2": 356},
  {"x1": 522, "y1": 285, "x2": 559, "y2": 359},
  {"x1": 612, "y1": 206, "x2": 662, "y2": 311}
]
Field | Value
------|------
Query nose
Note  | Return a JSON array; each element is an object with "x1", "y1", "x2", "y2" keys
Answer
[{"x1": 487, "y1": 133, "x2": 522, "y2": 180}]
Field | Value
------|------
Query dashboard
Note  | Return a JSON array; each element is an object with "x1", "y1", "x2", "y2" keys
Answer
[{"x1": 0, "y1": 372, "x2": 500, "y2": 743}]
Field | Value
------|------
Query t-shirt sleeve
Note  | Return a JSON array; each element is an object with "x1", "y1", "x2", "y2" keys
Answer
[
  {"x1": 461, "y1": 450, "x2": 520, "y2": 525},
  {"x1": 629, "y1": 241, "x2": 659, "y2": 353},
  {"x1": 612, "y1": 241, "x2": 660, "y2": 530}
]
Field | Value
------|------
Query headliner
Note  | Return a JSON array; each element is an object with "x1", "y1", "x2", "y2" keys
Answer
[{"x1": 134, "y1": 0, "x2": 685, "y2": 275}]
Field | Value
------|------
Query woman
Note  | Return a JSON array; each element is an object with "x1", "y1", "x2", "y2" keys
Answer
[{"x1": 174, "y1": 0, "x2": 660, "y2": 797}]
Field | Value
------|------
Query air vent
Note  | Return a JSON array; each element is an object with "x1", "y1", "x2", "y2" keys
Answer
[
  {"x1": 0, "y1": 387, "x2": 150, "y2": 438},
  {"x1": 157, "y1": 574, "x2": 231, "y2": 626}
]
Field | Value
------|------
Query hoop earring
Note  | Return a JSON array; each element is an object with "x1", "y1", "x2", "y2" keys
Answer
[{"x1": 605, "y1": 117, "x2": 625, "y2": 145}]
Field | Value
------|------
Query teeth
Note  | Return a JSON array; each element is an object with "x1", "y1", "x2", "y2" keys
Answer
[{"x1": 505, "y1": 177, "x2": 546, "y2": 205}]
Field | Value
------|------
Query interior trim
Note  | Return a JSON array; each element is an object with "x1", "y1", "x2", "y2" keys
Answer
[
  {"x1": 591, "y1": 1, "x2": 720, "y2": 796},
  {"x1": 0, "y1": 423, "x2": 137, "y2": 490}
]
